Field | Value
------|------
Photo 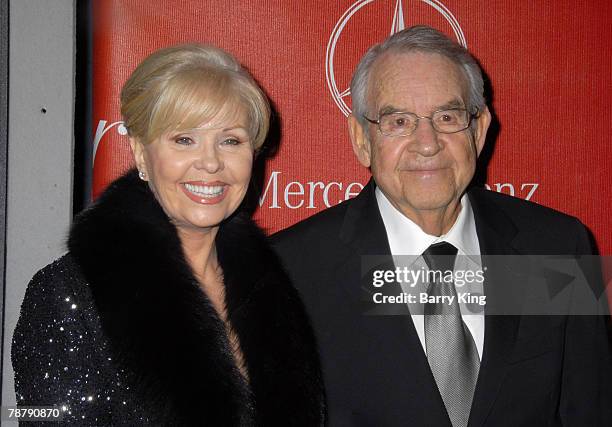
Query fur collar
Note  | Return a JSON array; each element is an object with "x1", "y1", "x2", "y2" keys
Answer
[{"x1": 68, "y1": 170, "x2": 325, "y2": 426}]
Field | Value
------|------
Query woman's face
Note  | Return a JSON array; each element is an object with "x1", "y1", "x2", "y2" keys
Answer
[{"x1": 131, "y1": 111, "x2": 254, "y2": 234}]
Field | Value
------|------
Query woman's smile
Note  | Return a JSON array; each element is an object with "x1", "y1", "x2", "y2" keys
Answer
[{"x1": 181, "y1": 181, "x2": 228, "y2": 204}]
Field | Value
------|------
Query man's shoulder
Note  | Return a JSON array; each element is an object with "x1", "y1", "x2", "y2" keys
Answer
[
  {"x1": 469, "y1": 186, "x2": 583, "y2": 230},
  {"x1": 271, "y1": 197, "x2": 353, "y2": 247},
  {"x1": 468, "y1": 186, "x2": 595, "y2": 254}
]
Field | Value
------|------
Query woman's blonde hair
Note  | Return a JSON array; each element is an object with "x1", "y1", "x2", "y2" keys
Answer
[{"x1": 121, "y1": 44, "x2": 270, "y2": 149}]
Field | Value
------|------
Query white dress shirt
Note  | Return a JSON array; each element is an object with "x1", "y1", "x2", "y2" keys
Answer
[{"x1": 375, "y1": 187, "x2": 485, "y2": 359}]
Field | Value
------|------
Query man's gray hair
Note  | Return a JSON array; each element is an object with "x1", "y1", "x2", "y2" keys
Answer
[{"x1": 350, "y1": 25, "x2": 486, "y2": 127}]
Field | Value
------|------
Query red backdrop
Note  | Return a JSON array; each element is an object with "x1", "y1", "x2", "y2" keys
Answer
[{"x1": 92, "y1": 0, "x2": 612, "y2": 266}]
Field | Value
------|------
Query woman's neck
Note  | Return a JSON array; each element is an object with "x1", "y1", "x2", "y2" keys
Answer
[{"x1": 176, "y1": 226, "x2": 220, "y2": 284}]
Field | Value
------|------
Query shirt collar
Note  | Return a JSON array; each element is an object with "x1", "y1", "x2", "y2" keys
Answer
[{"x1": 375, "y1": 187, "x2": 480, "y2": 256}]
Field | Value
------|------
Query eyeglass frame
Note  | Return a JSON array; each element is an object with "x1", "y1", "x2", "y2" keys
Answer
[{"x1": 363, "y1": 107, "x2": 480, "y2": 137}]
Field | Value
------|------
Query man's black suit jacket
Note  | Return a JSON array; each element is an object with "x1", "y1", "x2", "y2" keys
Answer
[{"x1": 271, "y1": 181, "x2": 612, "y2": 427}]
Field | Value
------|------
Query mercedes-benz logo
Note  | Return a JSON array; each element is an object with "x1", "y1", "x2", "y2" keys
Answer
[{"x1": 325, "y1": 0, "x2": 467, "y2": 116}]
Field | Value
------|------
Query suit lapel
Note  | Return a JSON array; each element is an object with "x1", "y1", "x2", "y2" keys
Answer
[
  {"x1": 339, "y1": 179, "x2": 391, "y2": 256},
  {"x1": 338, "y1": 180, "x2": 451, "y2": 425},
  {"x1": 335, "y1": 179, "x2": 394, "y2": 312},
  {"x1": 467, "y1": 188, "x2": 522, "y2": 427}
]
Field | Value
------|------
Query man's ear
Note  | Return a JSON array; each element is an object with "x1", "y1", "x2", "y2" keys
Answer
[
  {"x1": 473, "y1": 106, "x2": 491, "y2": 156},
  {"x1": 129, "y1": 137, "x2": 148, "y2": 177},
  {"x1": 348, "y1": 114, "x2": 372, "y2": 167}
]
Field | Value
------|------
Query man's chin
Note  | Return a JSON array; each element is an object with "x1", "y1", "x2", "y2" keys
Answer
[
  {"x1": 401, "y1": 187, "x2": 459, "y2": 209},
  {"x1": 396, "y1": 193, "x2": 463, "y2": 217}
]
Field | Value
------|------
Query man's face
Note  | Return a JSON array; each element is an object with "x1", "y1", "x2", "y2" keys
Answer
[{"x1": 349, "y1": 52, "x2": 490, "y2": 224}]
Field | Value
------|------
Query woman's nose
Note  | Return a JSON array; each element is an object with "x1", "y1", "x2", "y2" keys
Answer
[{"x1": 194, "y1": 144, "x2": 223, "y2": 173}]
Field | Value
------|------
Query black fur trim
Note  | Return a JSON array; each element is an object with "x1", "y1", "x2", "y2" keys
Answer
[{"x1": 68, "y1": 169, "x2": 325, "y2": 425}]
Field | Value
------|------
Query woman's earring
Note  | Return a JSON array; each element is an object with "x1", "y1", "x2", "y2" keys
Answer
[{"x1": 138, "y1": 170, "x2": 146, "y2": 180}]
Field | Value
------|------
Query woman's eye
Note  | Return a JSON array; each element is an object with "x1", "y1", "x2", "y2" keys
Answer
[
  {"x1": 174, "y1": 137, "x2": 194, "y2": 146},
  {"x1": 221, "y1": 138, "x2": 241, "y2": 146}
]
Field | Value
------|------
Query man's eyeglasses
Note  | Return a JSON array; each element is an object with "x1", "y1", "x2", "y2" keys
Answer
[{"x1": 364, "y1": 108, "x2": 479, "y2": 137}]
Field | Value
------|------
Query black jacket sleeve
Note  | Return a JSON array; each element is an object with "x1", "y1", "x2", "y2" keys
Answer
[{"x1": 11, "y1": 256, "x2": 114, "y2": 424}]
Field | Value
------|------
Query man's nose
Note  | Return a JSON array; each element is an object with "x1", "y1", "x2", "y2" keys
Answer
[
  {"x1": 410, "y1": 118, "x2": 441, "y2": 157},
  {"x1": 194, "y1": 143, "x2": 223, "y2": 173}
]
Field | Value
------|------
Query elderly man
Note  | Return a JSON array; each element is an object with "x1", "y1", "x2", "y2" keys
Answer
[{"x1": 272, "y1": 25, "x2": 611, "y2": 426}]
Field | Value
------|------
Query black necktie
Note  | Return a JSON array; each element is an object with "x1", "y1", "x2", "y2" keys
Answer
[{"x1": 423, "y1": 242, "x2": 479, "y2": 427}]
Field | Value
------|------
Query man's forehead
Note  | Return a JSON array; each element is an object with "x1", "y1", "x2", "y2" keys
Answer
[{"x1": 367, "y1": 51, "x2": 469, "y2": 113}]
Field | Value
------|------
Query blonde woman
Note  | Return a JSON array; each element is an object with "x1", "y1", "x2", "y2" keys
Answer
[{"x1": 12, "y1": 45, "x2": 325, "y2": 426}]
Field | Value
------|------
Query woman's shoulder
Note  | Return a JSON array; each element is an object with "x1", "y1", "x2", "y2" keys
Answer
[
  {"x1": 27, "y1": 253, "x2": 84, "y2": 291},
  {"x1": 12, "y1": 253, "x2": 150, "y2": 423},
  {"x1": 16, "y1": 254, "x2": 92, "y2": 321}
]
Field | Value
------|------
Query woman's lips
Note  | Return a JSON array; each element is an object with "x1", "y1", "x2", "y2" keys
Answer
[{"x1": 181, "y1": 181, "x2": 228, "y2": 204}]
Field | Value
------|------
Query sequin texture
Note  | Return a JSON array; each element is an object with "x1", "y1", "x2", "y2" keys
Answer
[{"x1": 12, "y1": 256, "x2": 150, "y2": 424}]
